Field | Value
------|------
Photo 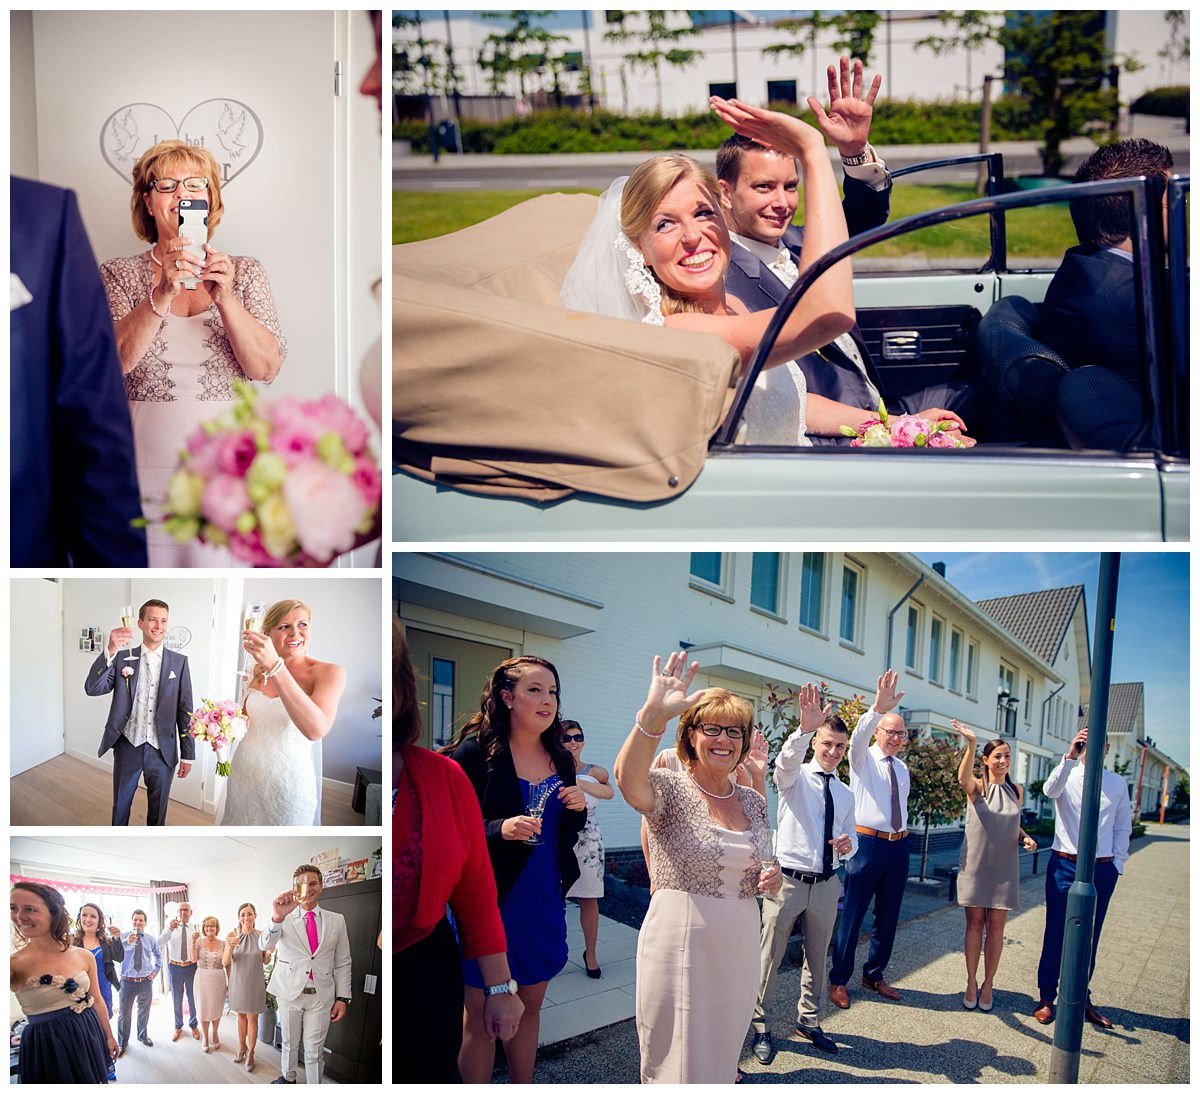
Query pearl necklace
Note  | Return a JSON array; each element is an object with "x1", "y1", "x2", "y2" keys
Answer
[
  {"x1": 689, "y1": 773, "x2": 736, "y2": 800},
  {"x1": 148, "y1": 246, "x2": 163, "y2": 268}
]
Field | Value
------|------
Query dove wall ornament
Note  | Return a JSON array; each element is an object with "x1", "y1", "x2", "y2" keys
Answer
[{"x1": 100, "y1": 99, "x2": 263, "y2": 185}]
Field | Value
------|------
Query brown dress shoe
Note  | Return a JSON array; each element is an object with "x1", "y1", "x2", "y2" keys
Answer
[
  {"x1": 1085, "y1": 1002, "x2": 1114, "y2": 1029},
  {"x1": 828, "y1": 984, "x2": 850, "y2": 1009},
  {"x1": 191, "y1": 1027, "x2": 201, "y2": 1040},
  {"x1": 862, "y1": 975, "x2": 901, "y2": 1001},
  {"x1": 1033, "y1": 1001, "x2": 1055, "y2": 1024},
  {"x1": 172, "y1": 1029, "x2": 183, "y2": 1042}
]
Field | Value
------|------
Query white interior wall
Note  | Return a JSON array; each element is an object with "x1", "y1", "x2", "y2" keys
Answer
[
  {"x1": 9, "y1": 11, "x2": 37, "y2": 177},
  {"x1": 11, "y1": 580, "x2": 64, "y2": 775}
]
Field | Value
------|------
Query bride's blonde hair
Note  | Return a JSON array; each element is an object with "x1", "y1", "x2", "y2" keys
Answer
[
  {"x1": 252, "y1": 599, "x2": 312, "y2": 687},
  {"x1": 620, "y1": 154, "x2": 726, "y2": 317}
]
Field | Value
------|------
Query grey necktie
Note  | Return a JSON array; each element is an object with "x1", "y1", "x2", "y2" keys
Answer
[
  {"x1": 134, "y1": 933, "x2": 144, "y2": 972},
  {"x1": 884, "y1": 756, "x2": 902, "y2": 832}
]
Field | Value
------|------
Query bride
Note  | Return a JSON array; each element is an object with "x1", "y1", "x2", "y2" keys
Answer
[
  {"x1": 219, "y1": 599, "x2": 347, "y2": 826},
  {"x1": 561, "y1": 97, "x2": 946, "y2": 445}
]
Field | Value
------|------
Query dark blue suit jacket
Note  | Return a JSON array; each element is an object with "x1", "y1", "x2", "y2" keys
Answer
[
  {"x1": 724, "y1": 174, "x2": 891, "y2": 418},
  {"x1": 85, "y1": 645, "x2": 195, "y2": 767},
  {"x1": 10, "y1": 176, "x2": 147, "y2": 567}
]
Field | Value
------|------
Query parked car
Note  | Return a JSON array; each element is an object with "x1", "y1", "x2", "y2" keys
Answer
[{"x1": 394, "y1": 155, "x2": 1188, "y2": 541}]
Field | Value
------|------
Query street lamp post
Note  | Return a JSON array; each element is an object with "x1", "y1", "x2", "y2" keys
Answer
[{"x1": 1048, "y1": 553, "x2": 1121, "y2": 1083}]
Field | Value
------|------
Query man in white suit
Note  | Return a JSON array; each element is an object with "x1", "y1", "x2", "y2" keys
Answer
[{"x1": 262, "y1": 864, "x2": 352, "y2": 1085}]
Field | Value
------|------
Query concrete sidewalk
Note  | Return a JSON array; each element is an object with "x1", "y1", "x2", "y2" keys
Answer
[{"x1": 527, "y1": 824, "x2": 1189, "y2": 1083}]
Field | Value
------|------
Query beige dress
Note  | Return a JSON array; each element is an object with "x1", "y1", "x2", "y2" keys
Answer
[
  {"x1": 638, "y1": 768, "x2": 771, "y2": 1083},
  {"x1": 99, "y1": 253, "x2": 287, "y2": 567},
  {"x1": 193, "y1": 942, "x2": 228, "y2": 1022},
  {"x1": 958, "y1": 781, "x2": 1022, "y2": 910}
]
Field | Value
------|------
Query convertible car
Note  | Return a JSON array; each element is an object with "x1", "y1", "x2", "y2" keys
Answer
[{"x1": 394, "y1": 155, "x2": 1188, "y2": 541}]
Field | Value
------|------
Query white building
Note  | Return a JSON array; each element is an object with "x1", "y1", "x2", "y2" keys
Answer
[
  {"x1": 395, "y1": 10, "x2": 1185, "y2": 118},
  {"x1": 397, "y1": 551, "x2": 1104, "y2": 851}
]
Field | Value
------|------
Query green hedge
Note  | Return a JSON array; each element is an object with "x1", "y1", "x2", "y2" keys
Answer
[
  {"x1": 394, "y1": 97, "x2": 1046, "y2": 155},
  {"x1": 1130, "y1": 85, "x2": 1189, "y2": 118}
]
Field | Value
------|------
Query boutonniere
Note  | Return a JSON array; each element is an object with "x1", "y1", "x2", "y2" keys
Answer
[{"x1": 121, "y1": 666, "x2": 134, "y2": 693}]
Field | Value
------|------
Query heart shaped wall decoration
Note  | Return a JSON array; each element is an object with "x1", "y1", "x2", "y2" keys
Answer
[{"x1": 100, "y1": 99, "x2": 264, "y2": 185}]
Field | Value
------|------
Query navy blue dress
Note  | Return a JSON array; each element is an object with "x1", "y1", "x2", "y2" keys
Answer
[{"x1": 463, "y1": 776, "x2": 570, "y2": 987}]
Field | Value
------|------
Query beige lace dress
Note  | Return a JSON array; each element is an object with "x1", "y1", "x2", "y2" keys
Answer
[
  {"x1": 99, "y1": 253, "x2": 287, "y2": 566},
  {"x1": 638, "y1": 767, "x2": 772, "y2": 1083}
]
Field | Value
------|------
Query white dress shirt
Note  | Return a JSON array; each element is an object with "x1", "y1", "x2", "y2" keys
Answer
[
  {"x1": 772, "y1": 729, "x2": 858, "y2": 872},
  {"x1": 159, "y1": 920, "x2": 196, "y2": 964},
  {"x1": 1043, "y1": 756, "x2": 1133, "y2": 874},
  {"x1": 848, "y1": 710, "x2": 910, "y2": 832}
]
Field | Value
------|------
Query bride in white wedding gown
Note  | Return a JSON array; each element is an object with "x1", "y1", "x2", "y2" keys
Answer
[{"x1": 219, "y1": 599, "x2": 348, "y2": 827}]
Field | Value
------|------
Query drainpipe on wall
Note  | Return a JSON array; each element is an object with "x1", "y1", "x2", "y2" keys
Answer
[
  {"x1": 885, "y1": 574, "x2": 926, "y2": 674},
  {"x1": 1040, "y1": 681, "x2": 1066, "y2": 749}
]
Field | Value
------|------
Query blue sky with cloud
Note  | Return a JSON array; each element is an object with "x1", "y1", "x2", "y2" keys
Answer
[{"x1": 916, "y1": 553, "x2": 1190, "y2": 770}]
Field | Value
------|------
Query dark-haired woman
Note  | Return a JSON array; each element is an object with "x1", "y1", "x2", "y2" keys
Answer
[
  {"x1": 395, "y1": 623, "x2": 524, "y2": 1083},
  {"x1": 951, "y1": 720, "x2": 1038, "y2": 1011},
  {"x1": 72, "y1": 903, "x2": 124, "y2": 1020},
  {"x1": 11, "y1": 883, "x2": 118, "y2": 1083},
  {"x1": 444, "y1": 655, "x2": 588, "y2": 1084}
]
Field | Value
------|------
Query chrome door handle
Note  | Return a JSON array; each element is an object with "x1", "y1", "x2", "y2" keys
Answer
[{"x1": 881, "y1": 331, "x2": 921, "y2": 360}]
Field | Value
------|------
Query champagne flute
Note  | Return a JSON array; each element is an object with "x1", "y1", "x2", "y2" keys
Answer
[
  {"x1": 120, "y1": 604, "x2": 134, "y2": 653},
  {"x1": 238, "y1": 602, "x2": 267, "y2": 696},
  {"x1": 523, "y1": 775, "x2": 561, "y2": 846}
]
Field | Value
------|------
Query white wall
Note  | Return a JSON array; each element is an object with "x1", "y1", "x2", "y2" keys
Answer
[
  {"x1": 9, "y1": 11, "x2": 38, "y2": 177},
  {"x1": 11, "y1": 580, "x2": 63, "y2": 775}
]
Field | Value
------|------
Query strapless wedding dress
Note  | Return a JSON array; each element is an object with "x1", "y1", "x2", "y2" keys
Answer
[{"x1": 220, "y1": 690, "x2": 319, "y2": 826}]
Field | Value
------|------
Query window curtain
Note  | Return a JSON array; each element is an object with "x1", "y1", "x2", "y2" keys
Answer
[{"x1": 152, "y1": 879, "x2": 188, "y2": 992}]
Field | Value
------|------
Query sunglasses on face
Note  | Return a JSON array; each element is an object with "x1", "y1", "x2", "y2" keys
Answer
[
  {"x1": 695, "y1": 723, "x2": 747, "y2": 740},
  {"x1": 561, "y1": 733, "x2": 585, "y2": 743},
  {"x1": 149, "y1": 177, "x2": 209, "y2": 194}
]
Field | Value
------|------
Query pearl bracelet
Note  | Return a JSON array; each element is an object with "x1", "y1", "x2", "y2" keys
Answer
[
  {"x1": 264, "y1": 658, "x2": 285, "y2": 679},
  {"x1": 148, "y1": 288, "x2": 169, "y2": 319},
  {"x1": 635, "y1": 720, "x2": 665, "y2": 740}
]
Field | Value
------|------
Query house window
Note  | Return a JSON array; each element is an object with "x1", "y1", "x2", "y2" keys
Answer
[
  {"x1": 929, "y1": 616, "x2": 944, "y2": 684},
  {"x1": 750, "y1": 553, "x2": 783, "y2": 615},
  {"x1": 949, "y1": 628, "x2": 963, "y2": 691},
  {"x1": 966, "y1": 639, "x2": 979, "y2": 698},
  {"x1": 708, "y1": 81, "x2": 737, "y2": 100},
  {"x1": 839, "y1": 560, "x2": 863, "y2": 645},
  {"x1": 766, "y1": 79, "x2": 798, "y2": 105},
  {"x1": 998, "y1": 662, "x2": 1018, "y2": 736},
  {"x1": 904, "y1": 604, "x2": 921, "y2": 672},
  {"x1": 690, "y1": 553, "x2": 722, "y2": 585},
  {"x1": 431, "y1": 657, "x2": 455, "y2": 747},
  {"x1": 1025, "y1": 680, "x2": 1033, "y2": 724},
  {"x1": 798, "y1": 553, "x2": 825, "y2": 631}
]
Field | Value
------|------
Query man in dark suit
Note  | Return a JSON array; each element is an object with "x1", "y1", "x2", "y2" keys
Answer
[
  {"x1": 84, "y1": 598, "x2": 194, "y2": 825},
  {"x1": 1039, "y1": 139, "x2": 1173, "y2": 450},
  {"x1": 717, "y1": 59, "x2": 973, "y2": 444},
  {"x1": 10, "y1": 176, "x2": 147, "y2": 566}
]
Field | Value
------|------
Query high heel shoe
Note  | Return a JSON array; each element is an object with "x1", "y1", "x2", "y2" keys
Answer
[
  {"x1": 246, "y1": 1052, "x2": 256, "y2": 1073},
  {"x1": 234, "y1": 1048, "x2": 247, "y2": 1064},
  {"x1": 963, "y1": 981, "x2": 978, "y2": 1010},
  {"x1": 978, "y1": 988, "x2": 994, "y2": 1013},
  {"x1": 583, "y1": 951, "x2": 601, "y2": 979}
]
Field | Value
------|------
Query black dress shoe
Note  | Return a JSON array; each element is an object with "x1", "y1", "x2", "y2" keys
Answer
[
  {"x1": 751, "y1": 1031, "x2": 776, "y2": 1064},
  {"x1": 270, "y1": 1078, "x2": 297, "y2": 1085},
  {"x1": 138, "y1": 1035, "x2": 154, "y2": 1047},
  {"x1": 795, "y1": 1024, "x2": 838, "y2": 1054},
  {"x1": 117, "y1": 1044, "x2": 127, "y2": 1058}
]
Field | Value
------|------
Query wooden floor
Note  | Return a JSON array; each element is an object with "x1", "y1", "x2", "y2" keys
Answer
[{"x1": 10, "y1": 754, "x2": 367, "y2": 827}]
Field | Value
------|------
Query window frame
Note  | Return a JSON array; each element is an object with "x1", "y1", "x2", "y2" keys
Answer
[
  {"x1": 928, "y1": 614, "x2": 946, "y2": 686},
  {"x1": 838, "y1": 556, "x2": 865, "y2": 650},
  {"x1": 948, "y1": 626, "x2": 964, "y2": 693},
  {"x1": 797, "y1": 552, "x2": 827, "y2": 636},
  {"x1": 749, "y1": 552, "x2": 786, "y2": 620},
  {"x1": 904, "y1": 601, "x2": 924, "y2": 676},
  {"x1": 689, "y1": 552, "x2": 735, "y2": 602}
]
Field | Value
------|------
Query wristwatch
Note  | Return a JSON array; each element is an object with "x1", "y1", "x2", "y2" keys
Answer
[
  {"x1": 840, "y1": 148, "x2": 871, "y2": 167},
  {"x1": 336, "y1": 996, "x2": 351, "y2": 1005},
  {"x1": 484, "y1": 979, "x2": 518, "y2": 997}
]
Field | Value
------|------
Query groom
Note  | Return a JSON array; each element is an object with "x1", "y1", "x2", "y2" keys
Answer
[
  {"x1": 262, "y1": 864, "x2": 352, "y2": 1085},
  {"x1": 84, "y1": 598, "x2": 194, "y2": 825}
]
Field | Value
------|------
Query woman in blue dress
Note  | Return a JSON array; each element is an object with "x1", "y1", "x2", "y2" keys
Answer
[
  {"x1": 73, "y1": 902, "x2": 122, "y2": 1081},
  {"x1": 445, "y1": 656, "x2": 588, "y2": 1083}
]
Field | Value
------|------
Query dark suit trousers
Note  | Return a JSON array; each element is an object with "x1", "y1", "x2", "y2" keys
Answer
[
  {"x1": 112, "y1": 735, "x2": 173, "y2": 826},
  {"x1": 168, "y1": 962, "x2": 199, "y2": 1029},
  {"x1": 828, "y1": 835, "x2": 909, "y2": 985},
  {"x1": 1036, "y1": 854, "x2": 1119, "y2": 1003},
  {"x1": 117, "y1": 976, "x2": 154, "y2": 1045}
]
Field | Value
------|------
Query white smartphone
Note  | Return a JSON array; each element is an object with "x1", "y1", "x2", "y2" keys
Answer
[{"x1": 177, "y1": 198, "x2": 209, "y2": 290}]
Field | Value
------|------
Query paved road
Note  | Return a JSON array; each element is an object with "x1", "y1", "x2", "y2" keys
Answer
[{"x1": 516, "y1": 824, "x2": 1189, "y2": 1084}]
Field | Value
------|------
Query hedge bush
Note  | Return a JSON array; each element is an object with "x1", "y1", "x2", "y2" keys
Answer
[
  {"x1": 394, "y1": 97, "x2": 1047, "y2": 154},
  {"x1": 1130, "y1": 85, "x2": 1189, "y2": 118}
]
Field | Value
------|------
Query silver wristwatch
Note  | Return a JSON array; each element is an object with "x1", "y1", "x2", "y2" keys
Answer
[
  {"x1": 484, "y1": 978, "x2": 518, "y2": 997},
  {"x1": 840, "y1": 149, "x2": 870, "y2": 167}
]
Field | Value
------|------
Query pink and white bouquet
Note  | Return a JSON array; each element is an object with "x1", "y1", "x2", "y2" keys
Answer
[
  {"x1": 160, "y1": 381, "x2": 382, "y2": 566},
  {"x1": 188, "y1": 699, "x2": 248, "y2": 777},
  {"x1": 840, "y1": 402, "x2": 970, "y2": 449}
]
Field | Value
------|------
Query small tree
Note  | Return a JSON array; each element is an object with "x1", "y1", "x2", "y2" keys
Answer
[
  {"x1": 478, "y1": 11, "x2": 569, "y2": 100},
  {"x1": 1027, "y1": 778, "x2": 1047, "y2": 820},
  {"x1": 1171, "y1": 772, "x2": 1189, "y2": 811},
  {"x1": 757, "y1": 682, "x2": 864, "y2": 784},
  {"x1": 762, "y1": 13, "x2": 835, "y2": 99},
  {"x1": 606, "y1": 11, "x2": 704, "y2": 116},
  {"x1": 1158, "y1": 11, "x2": 1190, "y2": 71},
  {"x1": 827, "y1": 12, "x2": 882, "y2": 65},
  {"x1": 392, "y1": 13, "x2": 441, "y2": 98},
  {"x1": 915, "y1": 10, "x2": 1001, "y2": 101},
  {"x1": 904, "y1": 735, "x2": 964, "y2": 880}
]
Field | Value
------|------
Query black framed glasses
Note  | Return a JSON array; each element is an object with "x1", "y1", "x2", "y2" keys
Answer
[
  {"x1": 561, "y1": 733, "x2": 585, "y2": 743},
  {"x1": 695, "y1": 723, "x2": 747, "y2": 740},
  {"x1": 149, "y1": 177, "x2": 209, "y2": 194}
]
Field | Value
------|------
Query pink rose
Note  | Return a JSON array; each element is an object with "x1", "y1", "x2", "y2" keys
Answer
[
  {"x1": 216, "y1": 432, "x2": 258, "y2": 477},
  {"x1": 121, "y1": 667, "x2": 134, "y2": 678},
  {"x1": 889, "y1": 415, "x2": 927, "y2": 448},
  {"x1": 283, "y1": 460, "x2": 369, "y2": 563},
  {"x1": 185, "y1": 428, "x2": 224, "y2": 479},
  {"x1": 268, "y1": 403, "x2": 324, "y2": 467},
  {"x1": 228, "y1": 530, "x2": 282, "y2": 567},
  {"x1": 201, "y1": 475, "x2": 252, "y2": 533},
  {"x1": 308, "y1": 394, "x2": 370, "y2": 456},
  {"x1": 350, "y1": 456, "x2": 382, "y2": 508},
  {"x1": 926, "y1": 429, "x2": 957, "y2": 449}
]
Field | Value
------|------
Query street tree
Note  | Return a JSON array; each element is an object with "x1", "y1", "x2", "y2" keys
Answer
[
  {"x1": 478, "y1": 11, "x2": 569, "y2": 100},
  {"x1": 905, "y1": 734, "x2": 964, "y2": 881},
  {"x1": 915, "y1": 10, "x2": 1000, "y2": 101},
  {"x1": 605, "y1": 11, "x2": 704, "y2": 116},
  {"x1": 392, "y1": 13, "x2": 441, "y2": 98}
]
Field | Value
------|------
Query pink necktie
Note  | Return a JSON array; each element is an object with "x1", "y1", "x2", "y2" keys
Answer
[{"x1": 305, "y1": 911, "x2": 318, "y2": 981}]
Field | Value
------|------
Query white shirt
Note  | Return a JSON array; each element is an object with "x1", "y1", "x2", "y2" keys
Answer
[
  {"x1": 848, "y1": 710, "x2": 910, "y2": 832},
  {"x1": 1043, "y1": 756, "x2": 1132, "y2": 874},
  {"x1": 159, "y1": 920, "x2": 196, "y2": 963},
  {"x1": 772, "y1": 730, "x2": 858, "y2": 872},
  {"x1": 264, "y1": 905, "x2": 324, "y2": 947}
]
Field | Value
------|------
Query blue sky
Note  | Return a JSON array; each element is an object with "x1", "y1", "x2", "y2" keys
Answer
[{"x1": 916, "y1": 553, "x2": 1190, "y2": 770}]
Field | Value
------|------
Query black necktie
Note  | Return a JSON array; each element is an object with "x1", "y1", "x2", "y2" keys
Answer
[
  {"x1": 134, "y1": 933, "x2": 144, "y2": 971},
  {"x1": 820, "y1": 773, "x2": 835, "y2": 877}
]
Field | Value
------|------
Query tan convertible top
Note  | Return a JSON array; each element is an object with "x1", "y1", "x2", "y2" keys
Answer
[{"x1": 394, "y1": 192, "x2": 740, "y2": 503}]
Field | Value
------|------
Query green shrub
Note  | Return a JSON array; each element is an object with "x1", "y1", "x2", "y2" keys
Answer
[
  {"x1": 1130, "y1": 86, "x2": 1189, "y2": 119},
  {"x1": 1131, "y1": 822, "x2": 1147, "y2": 840}
]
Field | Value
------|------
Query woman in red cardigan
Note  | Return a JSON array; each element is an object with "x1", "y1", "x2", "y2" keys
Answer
[{"x1": 395, "y1": 623, "x2": 524, "y2": 1082}]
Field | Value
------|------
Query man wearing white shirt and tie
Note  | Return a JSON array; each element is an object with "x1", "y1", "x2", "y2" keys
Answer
[
  {"x1": 828, "y1": 670, "x2": 909, "y2": 1007},
  {"x1": 262, "y1": 864, "x2": 352, "y2": 1085},
  {"x1": 159, "y1": 901, "x2": 201, "y2": 1041},
  {"x1": 751, "y1": 685, "x2": 857, "y2": 1064},
  {"x1": 1033, "y1": 726, "x2": 1131, "y2": 1029}
]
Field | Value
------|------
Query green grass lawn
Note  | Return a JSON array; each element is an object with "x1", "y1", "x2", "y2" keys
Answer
[{"x1": 394, "y1": 183, "x2": 1077, "y2": 259}]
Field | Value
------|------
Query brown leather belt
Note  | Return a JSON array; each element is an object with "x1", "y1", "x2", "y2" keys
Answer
[
  {"x1": 856, "y1": 825, "x2": 908, "y2": 841},
  {"x1": 169, "y1": 961, "x2": 195, "y2": 967},
  {"x1": 124, "y1": 974, "x2": 155, "y2": 982},
  {"x1": 1053, "y1": 850, "x2": 1113, "y2": 863}
]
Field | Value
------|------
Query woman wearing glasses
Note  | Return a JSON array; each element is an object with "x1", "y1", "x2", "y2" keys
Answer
[
  {"x1": 615, "y1": 653, "x2": 781, "y2": 1083},
  {"x1": 100, "y1": 139, "x2": 287, "y2": 566},
  {"x1": 560, "y1": 719, "x2": 614, "y2": 978}
]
